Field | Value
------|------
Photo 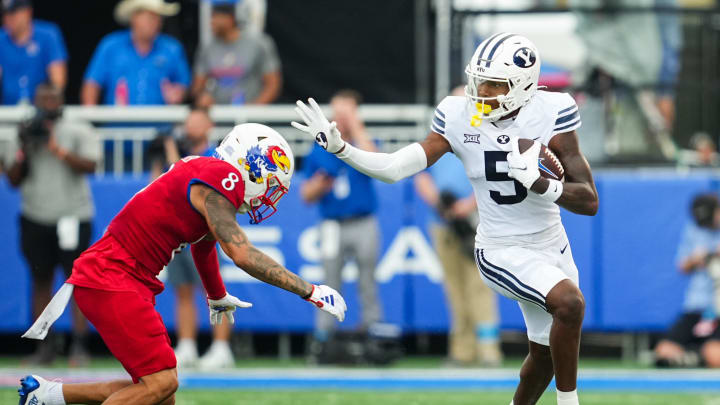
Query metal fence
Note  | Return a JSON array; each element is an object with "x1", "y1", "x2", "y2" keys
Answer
[{"x1": 0, "y1": 104, "x2": 432, "y2": 177}]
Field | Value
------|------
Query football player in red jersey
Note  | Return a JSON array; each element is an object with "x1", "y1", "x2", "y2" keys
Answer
[{"x1": 18, "y1": 123, "x2": 347, "y2": 405}]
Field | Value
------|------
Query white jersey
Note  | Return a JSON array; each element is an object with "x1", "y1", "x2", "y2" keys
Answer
[{"x1": 431, "y1": 90, "x2": 581, "y2": 247}]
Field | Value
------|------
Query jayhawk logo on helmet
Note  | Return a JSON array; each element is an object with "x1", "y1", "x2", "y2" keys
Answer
[
  {"x1": 266, "y1": 145, "x2": 291, "y2": 175},
  {"x1": 242, "y1": 145, "x2": 270, "y2": 184}
]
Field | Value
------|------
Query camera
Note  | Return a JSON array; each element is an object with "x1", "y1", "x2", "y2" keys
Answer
[
  {"x1": 438, "y1": 191, "x2": 477, "y2": 258},
  {"x1": 18, "y1": 108, "x2": 62, "y2": 146},
  {"x1": 691, "y1": 193, "x2": 719, "y2": 229}
]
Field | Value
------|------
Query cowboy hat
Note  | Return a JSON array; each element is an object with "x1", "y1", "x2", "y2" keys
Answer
[{"x1": 114, "y1": 0, "x2": 180, "y2": 24}]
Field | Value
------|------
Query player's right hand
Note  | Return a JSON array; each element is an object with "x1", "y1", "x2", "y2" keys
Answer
[
  {"x1": 291, "y1": 98, "x2": 345, "y2": 154},
  {"x1": 207, "y1": 293, "x2": 253, "y2": 325},
  {"x1": 507, "y1": 137, "x2": 541, "y2": 189},
  {"x1": 305, "y1": 284, "x2": 347, "y2": 322}
]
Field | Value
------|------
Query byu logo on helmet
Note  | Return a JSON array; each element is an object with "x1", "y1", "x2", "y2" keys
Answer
[
  {"x1": 513, "y1": 47, "x2": 536, "y2": 68},
  {"x1": 315, "y1": 132, "x2": 328, "y2": 149},
  {"x1": 497, "y1": 135, "x2": 510, "y2": 144}
]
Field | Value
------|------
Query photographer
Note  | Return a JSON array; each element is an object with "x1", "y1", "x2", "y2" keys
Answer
[
  {"x1": 5, "y1": 84, "x2": 99, "y2": 366},
  {"x1": 654, "y1": 193, "x2": 720, "y2": 368},
  {"x1": 414, "y1": 153, "x2": 502, "y2": 367}
]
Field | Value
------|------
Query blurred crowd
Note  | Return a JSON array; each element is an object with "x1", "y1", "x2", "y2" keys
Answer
[
  {"x1": 2, "y1": 0, "x2": 720, "y2": 164},
  {"x1": 1, "y1": 0, "x2": 281, "y2": 109}
]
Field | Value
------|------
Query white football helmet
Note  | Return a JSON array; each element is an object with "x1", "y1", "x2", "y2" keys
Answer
[
  {"x1": 464, "y1": 33, "x2": 541, "y2": 122},
  {"x1": 214, "y1": 123, "x2": 294, "y2": 224}
]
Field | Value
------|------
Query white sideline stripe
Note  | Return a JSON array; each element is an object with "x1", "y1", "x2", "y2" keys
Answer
[{"x1": 3, "y1": 367, "x2": 720, "y2": 386}]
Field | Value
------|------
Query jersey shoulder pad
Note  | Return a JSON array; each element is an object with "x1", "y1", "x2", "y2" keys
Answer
[
  {"x1": 189, "y1": 159, "x2": 245, "y2": 209},
  {"x1": 548, "y1": 92, "x2": 581, "y2": 135},
  {"x1": 431, "y1": 96, "x2": 466, "y2": 136}
]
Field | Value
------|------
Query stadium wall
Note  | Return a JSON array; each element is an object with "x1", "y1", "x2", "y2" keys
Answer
[{"x1": 0, "y1": 171, "x2": 710, "y2": 334}]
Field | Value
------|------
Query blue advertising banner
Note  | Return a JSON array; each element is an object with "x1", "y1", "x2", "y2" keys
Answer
[{"x1": 0, "y1": 171, "x2": 713, "y2": 334}]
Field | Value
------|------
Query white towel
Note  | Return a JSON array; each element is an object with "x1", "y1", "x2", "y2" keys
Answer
[{"x1": 22, "y1": 283, "x2": 75, "y2": 340}]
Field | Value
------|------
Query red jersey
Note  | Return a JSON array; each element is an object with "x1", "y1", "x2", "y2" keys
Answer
[{"x1": 70, "y1": 156, "x2": 245, "y2": 298}]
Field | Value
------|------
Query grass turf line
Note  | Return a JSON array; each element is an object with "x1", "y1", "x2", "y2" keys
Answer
[{"x1": 3, "y1": 389, "x2": 718, "y2": 405}]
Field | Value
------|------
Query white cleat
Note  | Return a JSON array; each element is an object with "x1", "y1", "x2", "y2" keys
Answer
[
  {"x1": 18, "y1": 375, "x2": 55, "y2": 405},
  {"x1": 198, "y1": 341, "x2": 235, "y2": 370},
  {"x1": 174, "y1": 340, "x2": 199, "y2": 369}
]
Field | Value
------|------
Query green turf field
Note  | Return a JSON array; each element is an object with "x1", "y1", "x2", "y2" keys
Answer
[{"x1": 4, "y1": 389, "x2": 719, "y2": 405}]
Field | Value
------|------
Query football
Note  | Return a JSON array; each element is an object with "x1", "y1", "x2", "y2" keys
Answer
[{"x1": 517, "y1": 138, "x2": 564, "y2": 181}]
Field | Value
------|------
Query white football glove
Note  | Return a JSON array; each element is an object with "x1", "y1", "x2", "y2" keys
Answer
[
  {"x1": 305, "y1": 284, "x2": 347, "y2": 322},
  {"x1": 207, "y1": 293, "x2": 253, "y2": 325},
  {"x1": 291, "y1": 98, "x2": 345, "y2": 154},
  {"x1": 507, "y1": 137, "x2": 541, "y2": 189}
]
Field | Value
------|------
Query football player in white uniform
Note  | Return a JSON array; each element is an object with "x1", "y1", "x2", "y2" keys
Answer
[{"x1": 293, "y1": 33, "x2": 598, "y2": 405}]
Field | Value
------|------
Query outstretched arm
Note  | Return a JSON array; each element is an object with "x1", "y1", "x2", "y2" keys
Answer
[
  {"x1": 189, "y1": 184, "x2": 347, "y2": 321},
  {"x1": 292, "y1": 98, "x2": 451, "y2": 183},
  {"x1": 189, "y1": 184, "x2": 312, "y2": 297}
]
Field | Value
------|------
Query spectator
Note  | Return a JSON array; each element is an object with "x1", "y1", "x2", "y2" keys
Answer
[
  {"x1": 414, "y1": 154, "x2": 503, "y2": 367},
  {"x1": 654, "y1": 193, "x2": 720, "y2": 368},
  {"x1": 81, "y1": 0, "x2": 189, "y2": 105},
  {"x1": 300, "y1": 90, "x2": 382, "y2": 359},
  {"x1": 5, "y1": 85, "x2": 99, "y2": 366},
  {"x1": 149, "y1": 107, "x2": 216, "y2": 178},
  {"x1": 191, "y1": 1, "x2": 281, "y2": 107},
  {"x1": 676, "y1": 132, "x2": 719, "y2": 168},
  {"x1": 149, "y1": 108, "x2": 237, "y2": 369},
  {"x1": 691, "y1": 133, "x2": 718, "y2": 167},
  {"x1": 0, "y1": 0, "x2": 67, "y2": 104}
]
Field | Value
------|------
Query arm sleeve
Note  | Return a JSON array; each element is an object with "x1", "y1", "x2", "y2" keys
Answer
[
  {"x1": 190, "y1": 239, "x2": 226, "y2": 300},
  {"x1": 336, "y1": 142, "x2": 427, "y2": 184}
]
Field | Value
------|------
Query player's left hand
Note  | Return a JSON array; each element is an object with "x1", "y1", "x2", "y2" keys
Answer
[
  {"x1": 507, "y1": 137, "x2": 541, "y2": 189},
  {"x1": 305, "y1": 284, "x2": 347, "y2": 322},
  {"x1": 207, "y1": 293, "x2": 253, "y2": 325},
  {"x1": 291, "y1": 98, "x2": 345, "y2": 154}
]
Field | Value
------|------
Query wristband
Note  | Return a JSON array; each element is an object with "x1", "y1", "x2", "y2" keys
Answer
[
  {"x1": 540, "y1": 178, "x2": 563, "y2": 202},
  {"x1": 301, "y1": 285, "x2": 314, "y2": 300}
]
